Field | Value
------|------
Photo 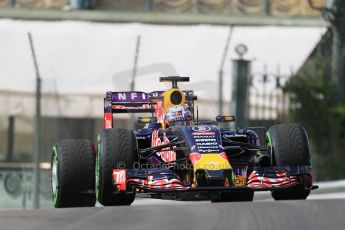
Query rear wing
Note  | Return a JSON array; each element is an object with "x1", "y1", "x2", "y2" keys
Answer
[
  {"x1": 104, "y1": 91, "x2": 163, "y2": 128},
  {"x1": 104, "y1": 90, "x2": 197, "y2": 129},
  {"x1": 106, "y1": 91, "x2": 164, "y2": 113}
]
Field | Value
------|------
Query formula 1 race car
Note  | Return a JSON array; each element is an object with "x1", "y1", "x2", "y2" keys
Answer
[{"x1": 51, "y1": 76, "x2": 318, "y2": 207}]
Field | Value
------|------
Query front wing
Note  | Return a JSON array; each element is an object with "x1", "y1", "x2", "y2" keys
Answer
[{"x1": 112, "y1": 166, "x2": 317, "y2": 194}]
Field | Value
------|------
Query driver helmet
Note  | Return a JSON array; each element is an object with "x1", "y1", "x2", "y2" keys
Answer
[{"x1": 164, "y1": 105, "x2": 192, "y2": 127}]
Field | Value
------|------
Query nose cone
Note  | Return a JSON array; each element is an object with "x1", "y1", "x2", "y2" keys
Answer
[
  {"x1": 191, "y1": 153, "x2": 231, "y2": 171},
  {"x1": 195, "y1": 169, "x2": 233, "y2": 187}
]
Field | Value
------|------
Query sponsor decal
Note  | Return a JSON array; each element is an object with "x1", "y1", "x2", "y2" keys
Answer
[
  {"x1": 196, "y1": 142, "x2": 218, "y2": 146},
  {"x1": 151, "y1": 130, "x2": 176, "y2": 162},
  {"x1": 192, "y1": 131, "x2": 221, "y2": 153},
  {"x1": 104, "y1": 113, "x2": 113, "y2": 129},
  {"x1": 233, "y1": 175, "x2": 247, "y2": 186},
  {"x1": 192, "y1": 132, "x2": 215, "y2": 136},
  {"x1": 192, "y1": 154, "x2": 231, "y2": 171},
  {"x1": 192, "y1": 126, "x2": 212, "y2": 132},
  {"x1": 232, "y1": 167, "x2": 248, "y2": 178},
  {"x1": 199, "y1": 149, "x2": 218, "y2": 153},
  {"x1": 112, "y1": 104, "x2": 150, "y2": 110},
  {"x1": 112, "y1": 92, "x2": 148, "y2": 102},
  {"x1": 153, "y1": 101, "x2": 165, "y2": 124},
  {"x1": 222, "y1": 134, "x2": 247, "y2": 139},
  {"x1": 195, "y1": 138, "x2": 217, "y2": 142},
  {"x1": 150, "y1": 91, "x2": 164, "y2": 97},
  {"x1": 203, "y1": 161, "x2": 224, "y2": 170},
  {"x1": 113, "y1": 169, "x2": 127, "y2": 191}
]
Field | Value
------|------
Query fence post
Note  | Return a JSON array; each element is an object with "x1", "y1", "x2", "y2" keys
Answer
[
  {"x1": 6, "y1": 116, "x2": 15, "y2": 162},
  {"x1": 28, "y1": 32, "x2": 42, "y2": 209},
  {"x1": 145, "y1": 0, "x2": 154, "y2": 11},
  {"x1": 263, "y1": 0, "x2": 271, "y2": 15},
  {"x1": 231, "y1": 45, "x2": 251, "y2": 128}
]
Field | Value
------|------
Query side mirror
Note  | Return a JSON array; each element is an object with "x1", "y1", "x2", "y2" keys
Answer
[
  {"x1": 136, "y1": 117, "x2": 158, "y2": 124},
  {"x1": 216, "y1": 115, "x2": 235, "y2": 123}
]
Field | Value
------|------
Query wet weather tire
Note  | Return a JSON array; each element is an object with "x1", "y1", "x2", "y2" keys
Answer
[
  {"x1": 96, "y1": 128, "x2": 138, "y2": 206},
  {"x1": 51, "y1": 139, "x2": 96, "y2": 208},
  {"x1": 267, "y1": 123, "x2": 311, "y2": 200}
]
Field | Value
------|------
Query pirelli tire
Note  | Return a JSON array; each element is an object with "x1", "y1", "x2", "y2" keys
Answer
[
  {"x1": 267, "y1": 123, "x2": 311, "y2": 200},
  {"x1": 51, "y1": 139, "x2": 96, "y2": 208},
  {"x1": 96, "y1": 128, "x2": 138, "y2": 206}
]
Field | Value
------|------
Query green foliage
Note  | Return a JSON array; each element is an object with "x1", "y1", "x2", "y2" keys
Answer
[
  {"x1": 332, "y1": 105, "x2": 345, "y2": 118},
  {"x1": 285, "y1": 58, "x2": 332, "y2": 153},
  {"x1": 284, "y1": 57, "x2": 345, "y2": 180}
]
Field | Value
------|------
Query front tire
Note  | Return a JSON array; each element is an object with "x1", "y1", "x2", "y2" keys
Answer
[
  {"x1": 96, "y1": 128, "x2": 138, "y2": 206},
  {"x1": 267, "y1": 123, "x2": 311, "y2": 200},
  {"x1": 51, "y1": 139, "x2": 96, "y2": 208}
]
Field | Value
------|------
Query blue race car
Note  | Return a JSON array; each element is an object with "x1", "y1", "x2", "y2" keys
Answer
[{"x1": 51, "y1": 76, "x2": 317, "y2": 207}]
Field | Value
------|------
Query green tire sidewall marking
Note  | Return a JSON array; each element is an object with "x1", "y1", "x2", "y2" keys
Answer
[
  {"x1": 266, "y1": 131, "x2": 274, "y2": 165},
  {"x1": 52, "y1": 146, "x2": 59, "y2": 206},
  {"x1": 96, "y1": 134, "x2": 101, "y2": 201},
  {"x1": 231, "y1": 169, "x2": 235, "y2": 186},
  {"x1": 266, "y1": 131, "x2": 272, "y2": 147}
]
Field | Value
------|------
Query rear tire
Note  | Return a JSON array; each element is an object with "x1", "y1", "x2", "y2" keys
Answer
[
  {"x1": 96, "y1": 128, "x2": 138, "y2": 206},
  {"x1": 267, "y1": 123, "x2": 311, "y2": 200},
  {"x1": 51, "y1": 139, "x2": 96, "y2": 208}
]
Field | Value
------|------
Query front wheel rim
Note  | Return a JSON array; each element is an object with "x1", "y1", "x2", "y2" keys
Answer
[
  {"x1": 51, "y1": 147, "x2": 59, "y2": 205},
  {"x1": 95, "y1": 134, "x2": 101, "y2": 201}
]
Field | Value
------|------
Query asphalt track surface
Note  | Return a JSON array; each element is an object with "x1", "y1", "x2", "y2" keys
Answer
[{"x1": 1, "y1": 199, "x2": 345, "y2": 230}]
